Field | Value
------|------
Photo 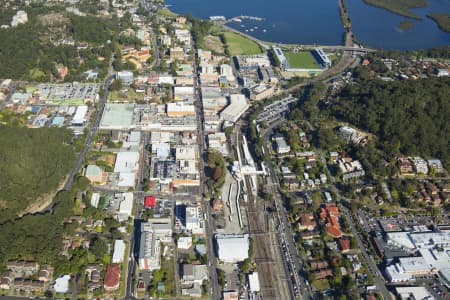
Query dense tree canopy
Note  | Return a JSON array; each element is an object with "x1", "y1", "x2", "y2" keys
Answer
[
  {"x1": 0, "y1": 127, "x2": 76, "y2": 223},
  {"x1": 331, "y1": 76, "x2": 450, "y2": 167}
]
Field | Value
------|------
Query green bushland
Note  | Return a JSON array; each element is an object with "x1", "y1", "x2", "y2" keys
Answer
[
  {"x1": 0, "y1": 127, "x2": 76, "y2": 223},
  {"x1": 427, "y1": 13, "x2": 450, "y2": 33},
  {"x1": 205, "y1": 150, "x2": 227, "y2": 194},
  {"x1": 331, "y1": 75, "x2": 450, "y2": 169},
  {"x1": 0, "y1": 4, "x2": 139, "y2": 81},
  {"x1": 285, "y1": 51, "x2": 320, "y2": 69},
  {"x1": 220, "y1": 31, "x2": 263, "y2": 56},
  {"x1": 363, "y1": 0, "x2": 428, "y2": 19}
]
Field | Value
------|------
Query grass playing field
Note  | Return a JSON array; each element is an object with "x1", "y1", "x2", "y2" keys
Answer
[
  {"x1": 221, "y1": 32, "x2": 262, "y2": 56},
  {"x1": 284, "y1": 51, "x2": 320, "y2": 69}
]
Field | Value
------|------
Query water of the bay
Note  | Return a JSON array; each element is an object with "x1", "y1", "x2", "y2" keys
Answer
[{"x1": 165, "y1": 0, "x2": 450, "y2": 49}]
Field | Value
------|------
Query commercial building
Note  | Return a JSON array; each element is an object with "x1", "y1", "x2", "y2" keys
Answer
[
  {"x1": 112, "y1": 240, "x2": 126, "y2": 264},
  {"x1": 116, "y1": 71, "x2": 134, "y2": 85},
  {"x1": 235, "y1": 54, "x2": 271, "y2": 71},
  {"x1": 166, "y1": 102, "x2": 195, "y2": 117},
  {"x1": 114, "y1": 151, "x2": 139, "y2": 188},
  {"x1": 313, "y1": 48, "x2": 331, "y2": 68},
  {"x1": 117, "y1": 192, "x2": 133, "y2": 222},
  {"x1": 71, "y1": 105, "x2": 88, "y2": 126},
  {"x1": 185, "y1": 205, "x2": 204, "y2": 235},
  {"x1": 395, "y1": 286, "x2": 435, "y2": 300},
  {"x1": 216, "y1": 234, "x2": 250, "y2": 263},
  {"x1": 99, "y1": 103, "x2": 135, "y2": 130},
  {"x1": 138, "y1": 226, "x2": 161, "y2": 271},
  {"x1": 181, "y1": 264, "x2": 208, "y2": 286},
  {"x1": 248, "y1": 272, "x2": 261, "y2": 293},
  {"x1": 220, "y1": 94, "x2": 249, "y2": 123},
  {"x1": 272, "y1": 47, "x2": 289, "y2": 69},
  {"x1": 274, "y1": 136, "x2": 291, "y2": 154},
  {"x1": 144, "y1": 219, "x2": 173, "y2": 243},
  {"x1": 177, "y1": 236, "x2": 193, "y2": 249}
]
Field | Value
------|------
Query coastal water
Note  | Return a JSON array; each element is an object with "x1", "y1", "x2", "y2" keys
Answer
[
  {"x1": 165, "y1": 0, "x2": 450, "y2": 50},
  {"x1": 165, "y1": 0, "x2": 344, "y2": 45},
  {"x1": 346, "y1": 0, "x2": 450, "y2": 49}
]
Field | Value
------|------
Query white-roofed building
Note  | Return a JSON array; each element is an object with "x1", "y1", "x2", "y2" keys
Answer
[
  {"x1": 395, "y1": 286, "x2": 435, "y2": 300},
  {"x1": 91, "y1": 192, "x2": 100, "y2": 208},
  {"x1": 386, "y1": 232, "x2": 416, "y2": 251},
  {"x1": 118, "y1": 173, "x2": 136, "y2": 188},
  {"x1": 112, "y1": 240, "x2": 126, "y2": 263},
  {"x1": 216, "y1": 234, "x2": 249, "y2": 263},
  {"x1": 186, "y1": 206, "x2": 204, "y2": 235},
  {"x1": 54, "y1": 275, "x2": 71, "y2": 293},
  {"x1": 166, "y1": 102, "x2": 195, "y2": 117},
  {"x1": 176, "y1": 146, "x2": 196, "y2": 160},
  {"x1": 385, "y1": 263, "x2": 414, "y2": 283},
  {"x1": 398, "y1": 257, "x2": 431, "y2": 275},
  {"x1": 114, "y1": 152, "x2": 139, "y2": 173},
  {"x1": 248, "y1": 272, "x2": 260, "y2": 293},
  {"x1": 116, "y1": 71, "x2": 134, "y2": 85},
  {"x1": 138, "y1": 227, "x2": 161, "y2": 271},
  {"x1": 117, "y1": 192, "x2": 133, "y2": 222},
  {"x1": 174, "y1": 86, "x2": 194, "y2": 100},
  {"x1": 220, "y1": 94, "x2": 249, "y2": 123},
  {"x1": 152, "y1": 143, "x2": 170, "y2": 159},
  {"x1": 178, "y1": 236, "x2": 193, "y2": 249},
  {"x1": 71, "y1": 105, "x2": 88, "y2": 126}
]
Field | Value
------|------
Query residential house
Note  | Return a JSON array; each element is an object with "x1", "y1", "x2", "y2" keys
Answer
[
  {"x1": 86, "y1": 264, "x2": 103, "y2": 290},
  {"x1": 0, "y1": 272, "x2": 14, "y2": 290},
  {"x1": 6, "y1": 261, "x2": 38, "y2": 277},
  {"x1": 309, "y1": 260, "x2": 329, "y2": 270},
  {"x1": 38, "y1": 265, "x2": 54, "y2": 282},
  {"x1": 319, "y1": 204, "x2": 342, "y2": 238},
  {"x1": 411, "y1": 157, "x2": 428, "y2": 175},
  {"x1": 314, "y1": 269, "x2": 333, "y2": 280},
  {"x1": 13, "y1": 279, "x2": 45, "y2": 293},
  {"x1": 104, "y1": 264, "x2": 121, "y2": 291},
  {"x1": 397, "y1": 156, "x2": 414, "y2": 174},
  {"x1": 297, "y1": 213, "x2": 317, "y2": 231}
]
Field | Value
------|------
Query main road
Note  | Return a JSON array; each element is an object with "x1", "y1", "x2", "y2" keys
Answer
[
  {"x1": 191, "y1": 32, "x2": 221, "y2": 300},
  {"x1": 64, "y1": 74, "x2": 115, "y2": 191},
  {"x1": 339, "y1": 204, "x2": 392, "y2": 299},
  {"x1": 260, "y1": 125, "x2": 314, "y2": 300}
]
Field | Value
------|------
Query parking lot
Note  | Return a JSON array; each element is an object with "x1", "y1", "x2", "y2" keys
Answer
[{"x1": 38, "y1": 83, "x2": 99, "y2": 105}]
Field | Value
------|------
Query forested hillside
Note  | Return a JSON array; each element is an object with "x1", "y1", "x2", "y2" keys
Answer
[
  {"x1": 331, "y1": 77, "x2": 450, "y2": 167},
  {"x1": 0, "y1": 4, "x2": 138, "y2": 81},
  {"x1": 0, "y1": 127, "x2": 76, "y2": 223}
]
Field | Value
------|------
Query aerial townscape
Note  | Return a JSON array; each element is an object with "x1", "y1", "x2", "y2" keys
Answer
[{"x1": 0, "y1": 0, "x2": 449, "y2": 300}]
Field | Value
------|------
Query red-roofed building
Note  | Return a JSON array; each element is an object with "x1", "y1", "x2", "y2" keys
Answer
[
  {"x1": 104, "y1": 264, "x2": 120, "y2": 291},
  {"x1": 319, "y1": 204, "x2": 342, "y2": 238},
  {"x1": 324, "y1": 204, "x2": 340, "y2": 216},
  {"x1": 338, "y1": 238, "x2": 351, "y2": 253},
  {"x1": 144, "y1": 196, "x2": 156, "y2": 208}
]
